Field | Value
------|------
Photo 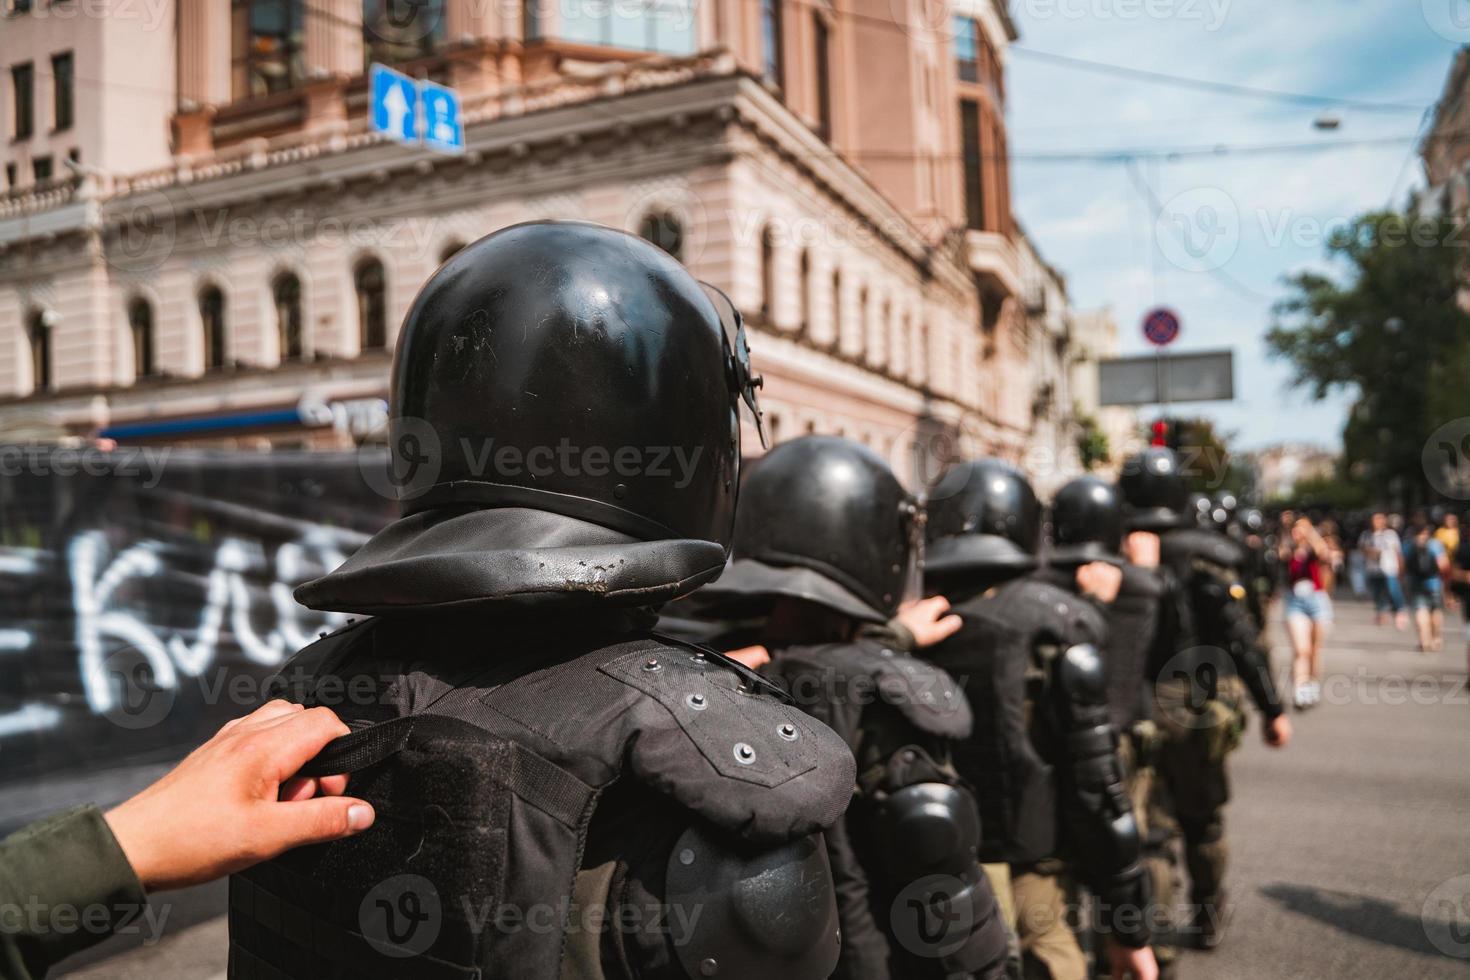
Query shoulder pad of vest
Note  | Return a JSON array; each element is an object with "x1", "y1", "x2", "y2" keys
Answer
[
  {"x1": 980, "y1": 578, "x2": 1107, "y2": 650},
  {"x1": 1162, "y1": 529, "x2": 1246, "y2": 571},
  {"x1": 599, "y1": 639, "x2": 856, "y2": 846},
  {"x1": 778, "y1": 641, "x2": 972, "y2": 740},
  {"x1": 269, "y1": 616, "x2": 378, "y2": 702}
]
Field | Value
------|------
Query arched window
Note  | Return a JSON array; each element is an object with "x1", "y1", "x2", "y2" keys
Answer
[
  {"x1": 272, "y1": 272, "x2": 303, "y2": 362},
  {"x1": 760, "y1": 227, "x2": 777, "y2": 319},
  {"x1": 355, "y1": 257, "x2": 387, "y2": 351},
  {"x1": 128, "y1": 297, "x2": 155, "y2": 379},
  {"x1": 200, "y1": 285, "x2": 227, "y2": 371},
  {"x1": 27, "y1": 309, "x2": 51, "y2": 393},
  {"x1": 439, "y1": 240, "x2": 466, "y2": 264},
  {"x1": 638, "y1": 211, "x2": 683, "y2": 261}
]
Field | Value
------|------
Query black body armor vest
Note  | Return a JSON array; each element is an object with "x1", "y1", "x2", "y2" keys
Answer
[
  {"x1": 765, "y1": 639, "x2": 1008, "y2": 980},
  {"x1": 228, "y1": 614, "x2": 854, "y2": 980},
  {"x1": 928, "y1": 578, "x2": 1107, "y2": 866}
]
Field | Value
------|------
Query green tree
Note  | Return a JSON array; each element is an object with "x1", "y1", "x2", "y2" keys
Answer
[
  {"x1": 1075, "y1": 410, "x2": 1111, "y2": 470},
  {"x1": 1268, "y1": 210, "x2": 1470, "y2": 508}
]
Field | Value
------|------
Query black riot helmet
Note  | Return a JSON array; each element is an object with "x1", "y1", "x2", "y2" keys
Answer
[
  {"x1": 695, "y1": 436, "x2": 919, "y2": 623},
  {"x1": 1119, "y1": 447, "x2": 1192, "y2": 533},
  {"x1": 298, "y1": 221, "x2": 765, "y2": 614},
  {"x1": 1211, "y1": 492, "x2": 1239, "y2": 533},
  {"x1": 1188, "y1": 492, "x2": 1212, "y2": 528},
  {"x1": 924, "y1": 459, "x2": 1041, "y2": 575},
  {"x1": 1048, "y1": 475, "x2": 1124, "y2": 567}
]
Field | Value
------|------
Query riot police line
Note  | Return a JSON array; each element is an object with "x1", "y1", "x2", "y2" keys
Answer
[{"x1": 0, "y1": 222, "x2": 1292, "y2": 980}]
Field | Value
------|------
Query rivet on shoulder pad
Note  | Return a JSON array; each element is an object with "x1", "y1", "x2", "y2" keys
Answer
[
  {"x1": 643, "y1": 657, "x2": 662, "y2": 672},
  {"x1": 679, "y1": 848, "x2": 696, "y2": 866},
  {"x1": 733, "y1": 742, "x2": 756, "y2": 764},
  {"x1": 880, "y1": 648, "x2": 894, "y2": 657},
  {"x1": 700, "y1": 958, "x2": 719, "y2": 976},
  {"x1": 778, "y1": 722, "x2": 798, "y2": 741},
  {"x1": 691, "y1": 652, "x2": 707, "y2": 665},
  {"x1": 686, "y1": 692, "x2": 707, "y2": 710}
]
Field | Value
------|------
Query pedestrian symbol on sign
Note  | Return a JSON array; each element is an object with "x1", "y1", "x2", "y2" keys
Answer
[{"x1": 420, "y1": 80, "x2": 465, "y2": 155}]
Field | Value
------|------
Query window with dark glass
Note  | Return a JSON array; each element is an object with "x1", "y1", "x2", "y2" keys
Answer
[
  {"x1": 31, "y1": 156, "x2": 52, "y2": 183},
  {"x1": 761, "y1": 0, "x2": 784, "y2": 86},
  {"x1": 556, "y1": 0, "x2": 695, "y2": 55},
  {"x1": 814, "y1": 16, "x2": 832, "y2": 138},
  {"x1": 638, "y1": 212, "x2": 683, "y2": 261},
  {"x1": 200, "y1": 286, "x2": 227, "y2": 370},
  {"x1": 129, "y1": 297, "x2": 155, "y2": 379},
  {"x1": 231, "y1": 0, "x2": 305, "y2": 98},
  {"x1": 12, "y1": 0, "x2": 34, "y2": 11},
  {"x1": 273, "y1": 272, "x2": 303, "y2": 361},
  {"x1": 28, "y1": 309, "x2": 50, "y2": 392},
  {"x1": 760, "y1": 227, "x2": 777, "y2": 318},
  {"x1": 51, "y1": 51, "x2": 73, "y2": 131},
  {"x1": 363, "y1": 0, "x2": 447, "y2": 66},
  {"x1": 12, "y1": 62, "x2": 34, "y2": 139},
  {"x1": 831, "y1": 269, "x2": 842, "y2": 345},
  {"x1": 953, "y1": 17, "x2": 978, "y2": 82},
  {"x1": 960, "y1": 99, "x2": 984, "y2": 231},
  {"x1": 355, "y1": 257, "x2": 387, "y2": 350},
  {"x1": 799, "y1": 249, "x2": 811, "y2": 331},
  {"x1": 3, "y1": 163, "x2": 14, "y2": 188}
]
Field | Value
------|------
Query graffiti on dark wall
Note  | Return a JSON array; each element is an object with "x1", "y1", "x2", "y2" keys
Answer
[{"x1": 0, "y1": 449, "x2": 397, "y2": 784}]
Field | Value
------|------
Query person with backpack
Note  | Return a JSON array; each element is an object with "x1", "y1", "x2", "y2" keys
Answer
[{"x1": 1404, "y1": 523, "x2": 1449, "y2": 653}]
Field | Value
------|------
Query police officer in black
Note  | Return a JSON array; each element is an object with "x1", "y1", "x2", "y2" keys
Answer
[
  {"x1": 1117, "y1": 447, "x2": 1291, "y2": 952},
  {"x1": 693, "y1": 435, "x2": 1010, "y2": 980},
  {"x1": 1043, "y1": 475, "x2": 1176, "y2": 978},
  {"x1": 227, "y1": 222, "x2": 855, "y2": 980},
  {"x1": 924, "y1": 461, "x2": 1156, "y2": 980}
]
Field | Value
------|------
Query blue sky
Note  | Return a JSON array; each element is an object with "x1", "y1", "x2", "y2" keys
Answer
[{"x1": 1006, "y1": 0, "x2": 1460, "y2": 450}]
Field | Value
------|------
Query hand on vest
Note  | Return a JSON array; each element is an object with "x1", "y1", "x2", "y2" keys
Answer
[
  {"x1": 104, "y1": 701, "x2": 375, "y2": 893},
  {"x1": 1107, "y1": 939, "x2": 1159, "y2": 980},
  {"x1": 892, "y1": 595, "x2": 963, "y2": 648},
  {"x1": 1076, "y1": 561, "x2": 1124, "y2": 604},
  {"x1": 1264, "y1": 712, "x2": 1292, "y2": 749},
  {"x1": 1122, "y1": 532, "x2": 1161, "y2": 569}
]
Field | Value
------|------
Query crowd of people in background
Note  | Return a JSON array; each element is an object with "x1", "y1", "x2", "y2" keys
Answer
[{"x1": 1250, "y1": 505, "x2": 1470, "y2": 710}]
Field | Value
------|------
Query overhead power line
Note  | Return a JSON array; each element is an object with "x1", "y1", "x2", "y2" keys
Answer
[{"x1": 1007, "y1": 46, "x2": 1431, "y2": 113}]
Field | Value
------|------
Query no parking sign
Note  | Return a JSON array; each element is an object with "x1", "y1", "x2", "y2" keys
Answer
[{"x1": 1142, "y1": 307, "x2": 1181, "y2": 347}]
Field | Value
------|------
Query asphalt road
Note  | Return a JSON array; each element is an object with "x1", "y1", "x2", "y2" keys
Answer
[{"x1": 55, "y1": 596, "x2": 1470, "y2": 979}]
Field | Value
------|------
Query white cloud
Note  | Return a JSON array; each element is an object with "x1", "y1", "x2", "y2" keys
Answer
[{"x1": 1007, "y1": 0, "x2": 1451, "y2": 450}]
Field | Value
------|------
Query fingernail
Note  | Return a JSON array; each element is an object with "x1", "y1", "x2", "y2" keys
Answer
[{"x1": 348, "y1": 804, "x2": 374, "y2": 831}]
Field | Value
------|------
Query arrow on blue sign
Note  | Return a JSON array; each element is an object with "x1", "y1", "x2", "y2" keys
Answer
[
  {"x1": 420, "y1": 80, "x2": 465, "y2": 155},
  {"x1": 370, "y1": 63, "x2": 419, "y2": 146}
]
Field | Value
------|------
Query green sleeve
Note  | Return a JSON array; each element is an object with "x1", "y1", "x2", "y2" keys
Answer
[{"x1": 0, "y1": 805, "x2": 148, "y2": 980}]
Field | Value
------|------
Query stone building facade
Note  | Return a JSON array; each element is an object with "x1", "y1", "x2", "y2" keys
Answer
[{"x1": 0, "y1": 0, "x2": 1093, "y2": 488}]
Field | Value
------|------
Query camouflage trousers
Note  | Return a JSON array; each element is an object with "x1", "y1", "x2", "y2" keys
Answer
[{"x1": 1146, "y1": 674, "x2": 1246, "y2": 952}]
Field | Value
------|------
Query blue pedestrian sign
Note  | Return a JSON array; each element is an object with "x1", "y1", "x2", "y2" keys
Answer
[
  {"x1": 420, "y1": 80, "x2": 465, "y2": 155},
  {"x1": 370, "y1": 64, "x2": 419, "y2": 146},
  {"x1": 1142, "y1": 307, "x2": 1182, "y2": 347}
]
